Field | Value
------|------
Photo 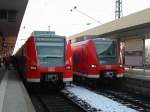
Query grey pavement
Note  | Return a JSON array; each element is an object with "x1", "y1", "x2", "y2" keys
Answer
[
  {"x1": 0, "y1": 67, "x2": 35, "y2": 112},
  {"x1": 125, "y1": 68, "x2": 150, "y2": 81}
]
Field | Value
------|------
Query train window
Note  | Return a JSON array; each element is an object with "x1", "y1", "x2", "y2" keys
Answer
[
  {"x1": 36, "y1": 45, "x2": 64, "y2": 57},
  {"x1": 94, "y1": 39, "x2": 118, "y2": 64},
  {"x1": 35, "y1": 39, "x2": 65, "y2": 66},
  {"x1": 76, "y1": 37, "x2": 84, "y2": 42}
]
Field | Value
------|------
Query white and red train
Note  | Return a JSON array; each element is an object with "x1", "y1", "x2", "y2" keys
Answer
[
  {"x1": 71, "y1": 36, "x2": 124, "y2": 81},
  {"x1": 12, "y1": 32, "x2": 124, "y2": 87},
  {"x1": 12, "y1": 31, "x2": 73, "y2": 87}
]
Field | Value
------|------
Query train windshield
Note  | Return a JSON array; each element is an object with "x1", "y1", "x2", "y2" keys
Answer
[
  {"x1": 35, "y1": 37, "x2": 65, "y2": 66},
  {"x1": 94, "y1": 39, "x2": 118, "y2": 64}
]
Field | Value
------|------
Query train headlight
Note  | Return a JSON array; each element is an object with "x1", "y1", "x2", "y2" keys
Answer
[
  {"x1": 66, "y1": 65, "x2": 71, "y2": 70},
  {"x1": 30, "y1": 65, "x2": 37, "y2": 70},
  {"x1": 120, "y1": 65, "x2": 123, "y2": 67},
  {"x1": 91, "y1": 64, "x2": 96, "y2": 68}
]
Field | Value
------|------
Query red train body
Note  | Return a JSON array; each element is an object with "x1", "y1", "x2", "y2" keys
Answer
[
  {"x1": 13, "y1": 31, "x2": 73, "y2": 86},
  {"x1": 72, "y1": 38, "x2": 124, "y2": 80}
]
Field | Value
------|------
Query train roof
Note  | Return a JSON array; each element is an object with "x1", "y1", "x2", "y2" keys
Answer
[
  {"x1": 74, "y1": 35, "x2": 116, "y2": 43},
  {"x1": 72, "y1": 37, "x2": 117, "y2": 46},
  {"x1": 31, "y1": 31, "x2": 65, "y2": 38}
]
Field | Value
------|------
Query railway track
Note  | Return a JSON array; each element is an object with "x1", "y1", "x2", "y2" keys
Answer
[
  {"x1": 26, "y1": 80, "x2": 150, "y2": 112},
  {"x1": 96, "y1": 89, "x2": 150, "y2": 112},
  {"x1": 74, "y1": 81, "x2": 150, "y2": 112},
  {"x1": 28, "y1": 86, "x2": 87, "y2": 112},
  {"x1": 61, "y1": 89, "x2": 101, "y2": 112}
]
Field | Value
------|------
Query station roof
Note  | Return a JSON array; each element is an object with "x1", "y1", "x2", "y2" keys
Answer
[
  {"x1": 69, "y1": 8, "x2": 150, "y2": 40},
  {"x1": 0, "y1": 0, "x2": 28, "y2": 36},
  {"x1": 0, "y1": 0, "x2": 28, "y2": 56}
]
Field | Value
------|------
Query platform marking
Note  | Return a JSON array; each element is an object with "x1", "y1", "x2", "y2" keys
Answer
[{"x1": 0, "y1": 71, "x2": 8, "y2": 112}]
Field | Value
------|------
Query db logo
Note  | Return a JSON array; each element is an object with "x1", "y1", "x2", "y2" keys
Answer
[
  {"x1": 106, "y1": 65, "x2": 112, "y2": 69},
  {"x1": 48, "y1": 67, "x2": 55, "y2": 71}
]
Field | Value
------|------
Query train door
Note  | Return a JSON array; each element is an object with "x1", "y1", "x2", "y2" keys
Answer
[
  {"x1": 82, "y1": 44, "x2": 88, "y2": 74},
  {"x1": 78, "y1": 46, "x2": 84, "y2": 73},
  {"x1": 73, "y1": 46, "x2": 80, "y2": 72}
]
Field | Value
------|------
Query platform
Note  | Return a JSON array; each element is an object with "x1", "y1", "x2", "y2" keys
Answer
[
  {"x1": 123, "y1": 68, "x2": 150, "y2": 97},
  {"x1": 0, "y1": 67, "x2": 35, "y2": 112},
  {"x1": 125, "y1": 68, "x2": 150, "y2": 81}
]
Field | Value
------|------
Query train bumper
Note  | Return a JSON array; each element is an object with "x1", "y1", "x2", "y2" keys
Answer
[
  {"x1": 63, "y1": 77, "x2": 72, "y2": 82},
  {"x1": 116, "y1": 74, "x2": 124, "y2": 78},
  {"x1": 87, "y1": 74, "x2": 99, "y2": 78},
  {"x1": 75, "y1": 72, "x2": 100, "y2": 79}
]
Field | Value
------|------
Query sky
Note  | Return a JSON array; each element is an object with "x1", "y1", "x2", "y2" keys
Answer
[{"x1": 13, "y1": 0, "x2": 150, "y2": 54}]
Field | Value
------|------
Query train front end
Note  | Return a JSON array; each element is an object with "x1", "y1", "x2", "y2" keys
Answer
[
  {"x1": 89, "y1": 38, "x2": 124, "y2": 79},
  {"x1": 26, "y1": 31, "x2": 72, "y2": 86}
]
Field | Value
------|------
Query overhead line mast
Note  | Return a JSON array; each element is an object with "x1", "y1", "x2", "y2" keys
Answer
[{"x1": 115, "y1": 0, "x2": 123, "y2": 19}]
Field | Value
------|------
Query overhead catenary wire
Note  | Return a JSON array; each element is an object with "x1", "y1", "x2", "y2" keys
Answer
[{"x1": 70, "y1": 6, "x2": 102, "y2": 25}]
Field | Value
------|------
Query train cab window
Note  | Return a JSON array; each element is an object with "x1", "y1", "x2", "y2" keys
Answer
[
  {"x1": 35, "y1": 37, "x2": 65, "y2": 66},
  {"x1": 94, "y1": 39, "x2": 118, "y2": 64}
]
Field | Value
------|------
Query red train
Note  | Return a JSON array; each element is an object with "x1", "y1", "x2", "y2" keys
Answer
[
  {"x1": 71, "y1": 37, "x2": 124, "y2": 81},
  {"x1": 12, "y1": 31, "x2": 73, "y2": 87}
]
